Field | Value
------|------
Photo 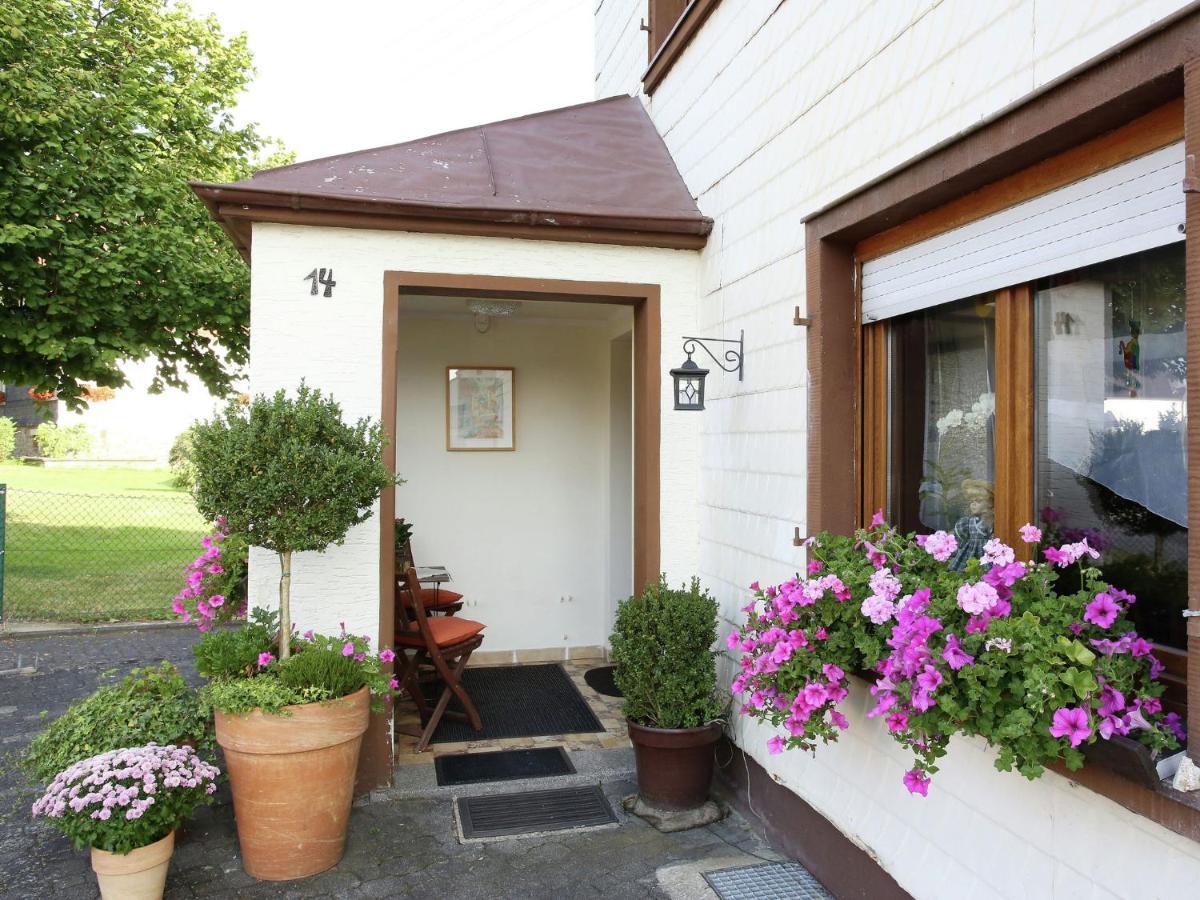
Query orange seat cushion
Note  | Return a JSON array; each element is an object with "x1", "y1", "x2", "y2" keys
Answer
[
  {"x1": 412, "y1": 587, "x2": 463, "y2": 608},
  {"x1": 395, "y1": 616, "x2": 485, "y2": 648}
]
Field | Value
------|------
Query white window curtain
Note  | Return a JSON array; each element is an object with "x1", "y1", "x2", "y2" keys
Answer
[{"x1": 861, "y1": 142, "x2": 1185, "y2": 323}]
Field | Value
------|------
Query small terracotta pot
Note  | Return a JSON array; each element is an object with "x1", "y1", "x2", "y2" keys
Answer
[
  {"x1": 91, "y1": 829, "x2": 174, "y2": 900},
  {"x1": 627, "y1": 719, "x2": 722, "y2": 810},
  {"x1": 215, "y1": 686, "x2": 370, "y2": 881}
]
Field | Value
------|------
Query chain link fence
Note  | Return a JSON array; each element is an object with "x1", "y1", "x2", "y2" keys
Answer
[{"x1": 0, "y1": 485, "x2": 206, "y2": 623}]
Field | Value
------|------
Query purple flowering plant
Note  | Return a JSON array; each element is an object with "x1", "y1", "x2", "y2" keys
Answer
[
  {"x1": 732, "y1": 517, "x2": 1180, "y2": 797},
  {"x1": 31, "y1": 744, "x2": 219, "y2": 855},
  {"x1": 173, "y1": 517, "x2": 248, "y2": 632}
]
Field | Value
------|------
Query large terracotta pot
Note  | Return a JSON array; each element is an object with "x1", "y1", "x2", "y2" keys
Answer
[
  {"x1": 91, "y1": 829, "x2": 174, "y2": 900},
  {"x1": 627, "y1": 719, "x2": 722, "y2": 810},
  {"x1": 215, "y1": 686, "x2": 370, "y2": 881}
]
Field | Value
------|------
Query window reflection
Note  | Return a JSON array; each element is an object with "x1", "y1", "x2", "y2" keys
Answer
[
  {"x1": 889, "y1": 294, "x2": 997, "y2": 569},
  {"x1": 1035, "y1": 243, "x2": 1187, "y2": 647}
]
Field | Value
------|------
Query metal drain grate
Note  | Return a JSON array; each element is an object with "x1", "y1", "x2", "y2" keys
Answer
[
  {"x1": 457, "y1": 785, "x2": 617, "y2": 839},
  {"x1": 704, "y1": 863, "x2": 832, "y2": 900}
]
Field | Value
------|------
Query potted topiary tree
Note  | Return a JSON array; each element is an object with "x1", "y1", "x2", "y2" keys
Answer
[
  {"x1": 187, "y1": 383, "x2": 398, "y2": 881},
  {"x1": 611, "y1": 577, "x2": 725, "y2": 815}
]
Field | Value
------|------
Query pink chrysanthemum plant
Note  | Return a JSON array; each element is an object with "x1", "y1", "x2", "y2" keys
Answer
[
  {"x1": 173, "y1": 517, "x2": 248, "y2": 632},
  {"x1": 734, "y1": 515, "x2": 1181, "y2": 797},
  {"x1": 31, "y1": 744, "x2": 219, "y2": 855}
]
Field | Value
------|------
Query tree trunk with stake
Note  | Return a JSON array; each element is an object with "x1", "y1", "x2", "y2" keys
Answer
[{"x1": 278, "y1": 550, "x2": 292, "y2": 660}]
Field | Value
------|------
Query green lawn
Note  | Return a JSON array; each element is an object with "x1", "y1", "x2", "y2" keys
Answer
[{"x1": 1, "y1": 463, "x2": 206, "y2": 623}]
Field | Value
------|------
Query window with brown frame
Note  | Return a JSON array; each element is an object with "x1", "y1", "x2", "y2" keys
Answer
[
  {"x1": 647, "y1": 0, "x2": 688, "y2": 57},
  {"x1": 642, "y1": 0, "x2": 720, "y2": 95},
  {"x1": 861, "y1": 243, "x2": 1189, "y2": 718}
]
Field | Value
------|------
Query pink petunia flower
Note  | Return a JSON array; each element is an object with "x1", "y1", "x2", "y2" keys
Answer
[
  {"x1": 342, "y1": 641, "x2": 355, "y2": 657},
  {"x1": 1084, "y1": 593, "x2": 1120, "y2": 629},
  {"x1": 829, "y1": 710, "x2": 849, "y2": 730},
  {"x1": 941, "y1": 633, "x2": 974, "y2": 670},
  {"x1": 379, "y1": 648, "x2": 396, "y2": 663},
  {"x1": 902, "y1": 768, "x2": 930, "y2": 797},
  {"x1": 257, "y1": 651, "x2": 275, "y2": 668},
  {"x1": 767, "y1": 736, "x2": 785, "y2": 755},
  {"x1": 870, "y1": 509, "x2": 886, "y2": 528},
  {"x1": 1049, "y1": 706, "x2": 1092, "y2": 747}
]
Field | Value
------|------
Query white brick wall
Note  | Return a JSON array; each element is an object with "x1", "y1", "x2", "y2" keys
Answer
[
  {"x1": 595, "y1": 0, "x2": 1200, "y2": 896},
  {"x1": 247, "y1": 222, "x2": 701, "y2": 649}
]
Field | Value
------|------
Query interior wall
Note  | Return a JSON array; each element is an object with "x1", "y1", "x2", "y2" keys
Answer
[
  {"x1": 607, "y1": 332, "x2": 634, "y2": 635},
  {"x1": 395, "y1": 311, "x2": 631, "y2": 653}
]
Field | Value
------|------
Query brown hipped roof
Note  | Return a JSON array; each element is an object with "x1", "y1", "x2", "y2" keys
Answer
[{"x1": 192, "y1": 95, "x2": 711, "y2": 259}]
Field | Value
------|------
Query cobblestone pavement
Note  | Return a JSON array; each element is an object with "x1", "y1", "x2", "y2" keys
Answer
[{"x1": 0, "y1": 628, "x2": 780, "y2": 899}]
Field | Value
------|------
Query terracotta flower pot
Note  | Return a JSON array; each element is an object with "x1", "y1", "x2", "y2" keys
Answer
[
  {"x1": 90, "y1": 829, "x2": 174, "y2": 900},
  {"x1": 627, "y1": 719, "x2": 722, "y2": 810},
  {"x1": 215, "y1": 686, "x2": 370, "y2": 881}
]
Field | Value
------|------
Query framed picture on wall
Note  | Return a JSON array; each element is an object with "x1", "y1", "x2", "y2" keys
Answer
[{"x1": 446, "y1": 366, "x2": 515, "y2": 451}]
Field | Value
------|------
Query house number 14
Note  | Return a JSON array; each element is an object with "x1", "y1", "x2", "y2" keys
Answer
[{"x1": 303, "y1": 268, "x2": 337, "y2": 298}]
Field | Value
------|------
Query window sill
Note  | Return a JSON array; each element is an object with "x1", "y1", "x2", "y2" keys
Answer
[
  {"x1": 642, "y1": 0, "x2": 721, "y2": 96},
  {"x1": 1051, "y1": 757, "x2": 1200, "y2": 843}
]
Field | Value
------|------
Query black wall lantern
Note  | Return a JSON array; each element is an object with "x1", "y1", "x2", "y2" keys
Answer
[{"x1": 671, "y1": 330, "x2": 744, "y2": 411}]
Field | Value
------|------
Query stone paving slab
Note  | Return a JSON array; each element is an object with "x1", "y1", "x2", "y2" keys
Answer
[{"x1": 0, "y1": 629, "x2": 782, "y2": 900}]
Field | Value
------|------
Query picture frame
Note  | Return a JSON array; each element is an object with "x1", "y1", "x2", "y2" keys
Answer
[{"x1": 445, "y1": 366, "x2": 515, "y2": 451}]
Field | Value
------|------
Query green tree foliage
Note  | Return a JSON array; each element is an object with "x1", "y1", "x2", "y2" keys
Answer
[
  {"x1": 189, "y1": 384, "x2": 398, "y2": 658},
  {"x1": 611, "y1": 577, "x2": 725, "y2": 729},
  {"x1": 168, "y1": 425, "x2": 197, "y2": 489},
  {"x1": 0, "y1": 0, "x2": 276, "y2": 407},
  {"x1": 0, "y1": 416, "x2": 15, "y2": 459},
  {"x1": 33, "y1": 421, "x2": 92, "y2": 458}
]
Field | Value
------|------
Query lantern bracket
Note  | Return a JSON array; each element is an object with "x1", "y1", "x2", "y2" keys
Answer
[{"x1": 681, "y1": 330, "x2": 744, "y2": 381}]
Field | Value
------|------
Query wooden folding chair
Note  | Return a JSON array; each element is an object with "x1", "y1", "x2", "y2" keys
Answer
[{"x1": 394, "y1": 565, "x2": 485, "y2": 752}]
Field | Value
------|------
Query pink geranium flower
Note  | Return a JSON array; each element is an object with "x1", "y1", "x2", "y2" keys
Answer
[
  {"x1": 923, "y1": 530, "x2": 957, "y2": 562},
  {"x1": 956, "y1": 581, "x2": 998, "y2": 615},
  {"x1": 1018, "y1": 523, "x2": 1042, "y2": 543},
  {"x1": 257, "y1": 651, "x2": 275, "y2": 668},
  {"x1": 1049, "y1": 706, "x2": 1092, "y2": 747}
]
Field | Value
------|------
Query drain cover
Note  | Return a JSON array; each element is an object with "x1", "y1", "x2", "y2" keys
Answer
[
  {"x1": 457, "y1": 785, "x2": 617, "y2": 839},
  {"x1": 704, "y1": 863, "x2": 832, "y2": 900}
]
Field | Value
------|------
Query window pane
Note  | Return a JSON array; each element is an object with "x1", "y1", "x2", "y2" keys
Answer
[
  {"x1": 1034, "y1": 243, "x2": 1187, "y2": 647},
  {"x1": 889, "y1": 294, "x2": 997, "y2": 569}
]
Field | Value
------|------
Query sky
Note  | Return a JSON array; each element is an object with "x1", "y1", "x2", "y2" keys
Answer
[{"x1": 184, "y1": 0, "x2": 596, "y2": 163}]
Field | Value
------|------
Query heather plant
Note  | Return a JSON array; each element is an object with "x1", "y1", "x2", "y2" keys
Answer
[
  {"x1": 31, "y1": 745, "x2": 219, "y2": 854},
  {"x1": 188, "y1": 383, "x2": 398, "y2": 659},
  {"x1": 732, "y1": 516, "x2": 1181, "y2": 797},
  {"x1": 23, "y1": 663, "x2": 211, "y2": 784},
  {"x1": 612, "y1": 577, "x2": 725, "y2": 729}
]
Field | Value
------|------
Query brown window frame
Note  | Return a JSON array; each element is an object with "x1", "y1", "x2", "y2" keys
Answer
[
  {"x1": 803, "y1": 11, "x2": 1200, "y2": 835},
  {"x1": 642, "y1": 0, "x2": 721, "y2": 95}
]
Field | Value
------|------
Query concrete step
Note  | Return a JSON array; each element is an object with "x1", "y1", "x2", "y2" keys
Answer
[{"x1": 372, "y1": 745, "x2": 636, "y2": 802}]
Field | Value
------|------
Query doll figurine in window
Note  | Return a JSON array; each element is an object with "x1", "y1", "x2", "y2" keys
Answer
[{"x1": 949, "y1": 478, "x2": 994, "y2": 571}]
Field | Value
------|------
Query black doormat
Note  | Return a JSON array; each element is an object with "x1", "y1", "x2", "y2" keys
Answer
[
  {"x1": 457, "y1": 785, "x2": 617, "y2": 839},
  {"x1": 583, "y1": 664, "x2": 622, "y2": 698},
  {"x1": 435, "y1": 747, "x2": 575, "y2": 787},
  {"x1": 423, "y1": 663, "x2": 605, "y2": 743}
]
